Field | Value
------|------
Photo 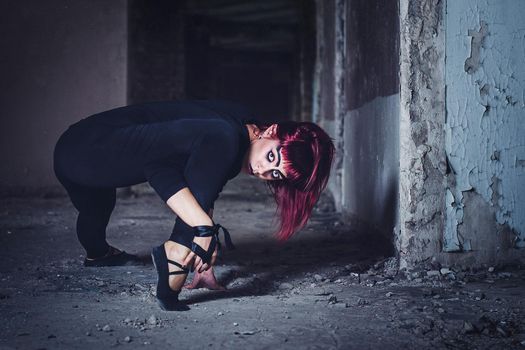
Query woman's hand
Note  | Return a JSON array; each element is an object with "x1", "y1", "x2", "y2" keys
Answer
[
  {"x1": 182, "y1": 236, "x2": 218, "y2": 273},
  {"x1": 166, "y1": 188, "x2": 216, "y2": 272}
]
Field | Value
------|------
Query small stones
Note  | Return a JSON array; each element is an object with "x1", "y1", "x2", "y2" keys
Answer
[
  {"x1": 437, "y1": 308, "x2": 445, "y2": 314},
  {"x1": 386, "y1": 292, "x2": 394, "y2": 297},
  {"x1": 357, "y1": 298, "x2": 369, "y2": 306},
  {"x1": 328, "y1": 295, "x2": 338, "y2": 304},
  {"x1": 488, "y1": 266, "x2": 495, "y2": 273},
  {"x1": 124, "y1": 336, "x2": 132, "y2": 343},
  {"x1": 496, "y1": 326, "x2": 509, "y2": 337},
  {"x1": 410, "y1": 271, "x2": 423, "y2": 279},
  {"x1": 359, "y1": 273, "x2": 369, "y2": 281},
  {"x1": 313, "y1": 274, "x2": 324, "y2": 282},
  {"x1": 279, "y1": 282, "x2": 293, "y2": 290},
  {"x1": 134, "y1": 283, "x2": 147, "y2": 291},
  {"x1": 102, "y1": 324, "x2": 112, "y2": 332},
  {"x1": 147, "y1": 315, "x2": 157, "y2": 325},
  {"x1": 463, "y1": 321, "x2": 477, "y2": 334},
  {"x1": 440, "y1": 268, "x2": 452, "y2": 275},
  {"x1": 233, "y1": 322, "x2": 239, "y2": 326},
  {"x1": 474, "y1": 293, "x2": 486, "y2": 301},
  {"x1": 498, "y1": 272, "x2": 512, "y2": 278},
  {"x1": 427, "y1": 270, "x2": 440, "y2": 277},
  {"x1": 217, "y1": 312, "x2": 224, "y2": 316}
]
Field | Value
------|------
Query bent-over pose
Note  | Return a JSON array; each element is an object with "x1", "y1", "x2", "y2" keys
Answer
[{"x1": 53, "y1": 100, "x2": 335, "y2": 311}]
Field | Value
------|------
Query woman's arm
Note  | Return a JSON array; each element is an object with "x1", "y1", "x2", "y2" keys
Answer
[
  {"x1": 153, "y1": 128, "x2": 237, "y2": 272},
  {"x1": 166, "y1": 187, "x2": 213, "y2": 227},
  {"x1": 166, "y1": 188, "x2": 217, "y2": 272}
]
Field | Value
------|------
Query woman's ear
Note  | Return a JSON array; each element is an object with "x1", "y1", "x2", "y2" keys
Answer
[{"x1": 262, "y1": 124, "x2": 278, "y2": 138}]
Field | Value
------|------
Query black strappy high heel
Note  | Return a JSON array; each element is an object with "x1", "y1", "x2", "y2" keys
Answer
[
  {"x1": 191, "y1": 224, "x2": 235, "y2": 267},
  {"x1": 151, "y1": 244, "x2": 190, "y2": 311}
]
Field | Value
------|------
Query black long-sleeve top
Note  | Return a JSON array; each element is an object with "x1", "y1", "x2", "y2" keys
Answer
[{"x1": 55, "y1": 100, "x2": 253, "y2": 207}]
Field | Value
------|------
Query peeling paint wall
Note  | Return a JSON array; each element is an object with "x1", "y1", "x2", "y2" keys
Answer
[
  {"x1": 445, "y1": 1, "x2": 525, "y2": 253},
  {"x1": 399, "y1": 0, "x2": 524, "y2": 269}
]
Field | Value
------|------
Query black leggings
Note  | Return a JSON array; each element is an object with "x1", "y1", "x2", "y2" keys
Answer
[
  {"x1": 53, "y1": 122, "x2": 217, "y2": 258},
  {"x1": 54, "y1": 171, "x2": 199, "y2": 258},
  {"x1": 54, "y1": 172, "x2": 117, "y2": 258}
]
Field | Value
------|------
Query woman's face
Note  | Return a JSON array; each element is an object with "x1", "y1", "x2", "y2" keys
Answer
[{"x1": 245, "y1": 125, "x2": 288, "y2": 181}]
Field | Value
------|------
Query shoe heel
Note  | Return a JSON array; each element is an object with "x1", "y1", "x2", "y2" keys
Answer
[
  {"x1": 157, "y1": 296, "x2": 190, "y2": 311},
  {"x1": 151, "y1": 245, "x2": 190, "y2": 311}
]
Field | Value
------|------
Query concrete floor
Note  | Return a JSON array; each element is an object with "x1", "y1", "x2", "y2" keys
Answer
[{"x1": 0, "y1": 175, "x2": 524, "y2": 350}]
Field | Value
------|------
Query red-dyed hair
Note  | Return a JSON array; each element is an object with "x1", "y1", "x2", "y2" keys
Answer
[{"x1": 263, "y1": 122, "x2": 335, "y2": 241}]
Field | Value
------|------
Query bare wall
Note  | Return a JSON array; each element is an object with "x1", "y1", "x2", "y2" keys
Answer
[
  {"x1": 0, "y1": 0, "x2": 127, "y2": 194},
  {"x1": 342, "y1": 0, "x2": 400, "y2": 237},
  {"x1": 314, "y1": 0, "x2": 399, "y2": 241}
]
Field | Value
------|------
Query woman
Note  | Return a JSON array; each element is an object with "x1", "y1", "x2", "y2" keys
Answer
[{"x1": 53, "y1": 100, "x2": 335, "y2": 311}]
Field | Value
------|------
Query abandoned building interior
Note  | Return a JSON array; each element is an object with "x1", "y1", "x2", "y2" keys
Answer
[{"x1": 0, "y1": 0, "x2": 524, "y2": 349}]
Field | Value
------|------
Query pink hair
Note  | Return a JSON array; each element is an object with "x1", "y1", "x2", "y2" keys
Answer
[{"x1": 265, "y1": 122, "x2": 335, "y2": 241}]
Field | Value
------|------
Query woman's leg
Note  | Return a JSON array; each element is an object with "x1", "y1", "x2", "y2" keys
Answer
[
  {"x1": 55, "y1": 172, "x2": 115, "y2": 259},
  {"x1": 163, "y1": 179, "x2": 219, "y2": 291}
]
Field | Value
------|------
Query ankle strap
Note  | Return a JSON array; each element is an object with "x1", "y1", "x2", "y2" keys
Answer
[
  {"x1": 216, "y1": 224, "x2": 235, "y2": 250},
  {"x1": 193, "y1": 224, "x2": 235, "y2": 250}
]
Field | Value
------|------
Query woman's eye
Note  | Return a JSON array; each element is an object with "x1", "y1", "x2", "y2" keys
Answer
[
  {"x1": 272, "y1": 170, "x2": 280, "y2": 179},
  {"x1": 267, "y1": 151, "x2": 274, "y2": 162}
]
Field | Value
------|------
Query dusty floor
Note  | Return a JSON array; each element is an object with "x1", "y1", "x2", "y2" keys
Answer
[{"x1": 1, "y1": 175, "x2": 524, "y2": 350}]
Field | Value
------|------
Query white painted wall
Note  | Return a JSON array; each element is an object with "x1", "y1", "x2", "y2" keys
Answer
[
  {"x1": 0, "y1": 0, "x2": 127, "y2": 193},
  {"x1": 343, "y1": 95, "x2": 400, "y2": 235},
  {"x1": 445, "y1": 0, "x2": 525, "y2": 250}
]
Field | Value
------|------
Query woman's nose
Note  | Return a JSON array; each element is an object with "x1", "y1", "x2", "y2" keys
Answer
[
  {"x1": 255, "y1": 163, "x2": 267, "y2": 175},
  {"x1": 258, "y1": 161, "x2": 271, "y2": 172}
]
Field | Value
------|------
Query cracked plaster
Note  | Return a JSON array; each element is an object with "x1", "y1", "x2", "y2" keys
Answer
[
  {"x1": 445, "y1": 0, "x2": 525, "y2": 251},
  {"x1": 399, "y1": 0, "x2": 447, "y2": 268}
]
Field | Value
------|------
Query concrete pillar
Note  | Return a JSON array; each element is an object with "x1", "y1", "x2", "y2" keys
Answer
[
  {"x1": 313, "y1": 0, "x2": 342, "y2": 208},
  {"x1": 398, "y1": 0, "x2": 447, "y2": 269}
]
